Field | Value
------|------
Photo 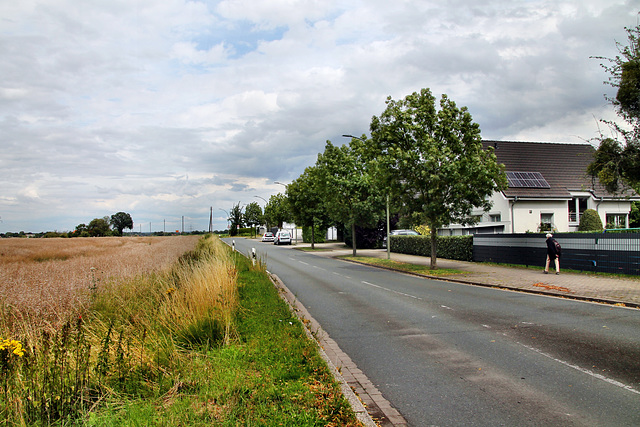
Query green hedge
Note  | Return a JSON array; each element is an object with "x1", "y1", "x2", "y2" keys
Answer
[
  {"x1": 302, "y1": 226, "x2": 326, "y2": 244},
  {"x1": 390, "y1": 235, "x2": 473, "y2": 261}
]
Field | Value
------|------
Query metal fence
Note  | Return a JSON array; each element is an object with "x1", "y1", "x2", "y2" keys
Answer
[{"x1": 473, "y1": 233, "x2": 640, "y2": 276}]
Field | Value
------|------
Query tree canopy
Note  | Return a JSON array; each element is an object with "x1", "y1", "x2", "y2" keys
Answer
[
  {"x1": 287, "y1": 165, "x2": 331, "y2": 249},
  {"x1": 315, "y1": 140, "x2": 384, "y2": 256},
  {"x1": 589, "y1": 24, "x2": 640, "y2": 193},
  {"x1": 243, "y1": 202, "x2": 263, "y2": 237},
  {"x1": 263, "y1": 193, "x2": 291, "y2": 230},
  {"x1": 228, "y1": 202, "x2": 244, "y2": 236},
  {"x1": 369, "y1": 88, "x2": 506, "y2": 268},
  {"x1": 110, "y1": 212, "x2": 133, "y2": 236}
]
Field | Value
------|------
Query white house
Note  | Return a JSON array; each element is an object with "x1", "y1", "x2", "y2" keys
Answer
[{"x1": 440, "y1": 141, "x2": 640, "y2": 235}]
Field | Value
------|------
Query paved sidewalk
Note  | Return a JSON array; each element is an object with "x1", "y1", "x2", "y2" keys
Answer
[{"x1": 292, "y1": 241, "x2": 640, "y2": 308}]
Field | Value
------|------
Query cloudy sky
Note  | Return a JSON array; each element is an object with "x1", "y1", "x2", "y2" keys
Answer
[{"x1": 1, "y1": 0, "x2": 638, "y2": 233}]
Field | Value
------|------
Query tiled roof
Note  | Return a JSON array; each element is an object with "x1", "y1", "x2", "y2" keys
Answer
[{"x1": 482, "y1": 141, "x2": 637, "y2": 199}]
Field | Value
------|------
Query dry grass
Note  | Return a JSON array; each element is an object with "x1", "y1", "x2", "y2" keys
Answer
[{"x1": 0, "y1": 236, "x2": 200, "y2": 330}]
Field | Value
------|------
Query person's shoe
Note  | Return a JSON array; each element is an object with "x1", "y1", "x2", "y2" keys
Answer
[
  {"x1": 555, "y1": 272, "x2": 560, "y2": 275},
  {"x1": 544, "y1": 271, "x2": 548, "y2": 274}
]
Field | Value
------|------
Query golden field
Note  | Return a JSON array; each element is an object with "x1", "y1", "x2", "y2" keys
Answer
[{"x1": 0, "y1": 235, "x2": 200, "y2": 327}]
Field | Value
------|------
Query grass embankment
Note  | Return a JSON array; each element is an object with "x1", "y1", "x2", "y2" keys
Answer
[
  {"x1": 0, "y1": 236, "x2": 361, "y2": 426},
  {"x1": 340, "y1": 256, "x2": 467, "y2": 276}
]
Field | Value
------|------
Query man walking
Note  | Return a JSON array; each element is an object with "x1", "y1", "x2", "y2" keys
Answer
[{"x1": 544, "y1": 233, "x2": 560, "y2": 275}]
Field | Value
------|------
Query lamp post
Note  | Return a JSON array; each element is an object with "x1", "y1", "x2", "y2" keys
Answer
[
  {"x1": 254, "y1": 195, "x2": 268, "y2": 233},
  {"x1": 219, "y1": 208, "x2": 230, "y2": 231},
  {"x1": 343, "y1": 134, "x2": 391, "y2": 259}
]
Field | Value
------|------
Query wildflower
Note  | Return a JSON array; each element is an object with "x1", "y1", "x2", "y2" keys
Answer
[
  {"x1": 0, "y1": 338, "x2": 24, "y2": 357},
  {"x1": 166, "y1": 287, "x2": 176, "y2": 295}
]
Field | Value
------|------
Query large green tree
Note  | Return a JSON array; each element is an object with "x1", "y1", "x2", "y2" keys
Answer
[
  {"x1": 287, "y1": 165, "x2": 331, "y2": 249},
  {"x1": 243, "y1": 202, "x2": 263, "y2": 237},
  {"x1": 369, "y1": 88, "x2": 506, "y2": 269},
  {"x1": 315, "y1": 140, "x2": 384, "y2": 256},
  {"x1": 110, "y1": 212, "x2": 133, "y2": 236},
  {"x1": 87, "y1": 217, "x2": 111, "y2": 237},
  {"x1": 264, "y1": 193, "x2": 291, "y2": 229},
  {"x1": 228, "y1": 202, "x2": 244, "y2": 236},
  {"x1": 589, "y1": 24, "x2": 640, "y2": 193}
]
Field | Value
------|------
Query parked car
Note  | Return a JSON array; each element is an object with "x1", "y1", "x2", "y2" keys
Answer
[
  {"x1": 261, "y1": 231, "x2": 275, "y2": 242},
  {"x1": 382, "y1": 229, "x2": 420, "y2": 248},
  {"x1": 274, "y1": 230, "x2": 291, "y2": 245}
]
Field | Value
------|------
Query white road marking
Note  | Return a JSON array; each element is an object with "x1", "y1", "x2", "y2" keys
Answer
[
  {"x1": 299, "y1": 261, "x2": 309, "y2": 266},
  {"x1": 518, "y1": 342, "x2": 640, "y2": 396},
  {"x1": 361, "y1": 281, "x2": 422, "y2": 300}
]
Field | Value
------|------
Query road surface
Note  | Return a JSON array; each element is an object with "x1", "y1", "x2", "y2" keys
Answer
[{"x1": 226, "y1": 238, "x2": 640, "y2": 426}]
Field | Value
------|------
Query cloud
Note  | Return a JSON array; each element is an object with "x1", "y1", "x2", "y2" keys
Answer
[{"x1": 0, "y1": 0, "x2": 636, "y2": 232}]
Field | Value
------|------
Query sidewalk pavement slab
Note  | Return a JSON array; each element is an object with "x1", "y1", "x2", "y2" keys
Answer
[{"x1": 290, "y1": 241, "x2": 640, "y2": 309}]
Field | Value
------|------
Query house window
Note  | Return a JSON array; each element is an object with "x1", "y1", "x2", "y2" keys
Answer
[
  {"x1": 606, "y1": 214, "x2": 627, "y2": 229},
  {"x1": 489, "y1": 214, "x2": 501, "y2": 222},
  {"x1": 539, "y1": 213, "x2": 554, "y2": 232},
  {"x1": 568, "y1": 197, "x2": 588, "y2": 222}
]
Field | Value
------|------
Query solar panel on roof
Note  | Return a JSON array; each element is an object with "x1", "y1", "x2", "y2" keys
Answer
[{"x1": 506, "y1": 171, "x2": 550, "y2": 188}]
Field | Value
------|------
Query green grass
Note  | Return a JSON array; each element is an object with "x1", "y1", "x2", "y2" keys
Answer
[
  {"x1": 339, "y1": 255, "x2": 467, "y2": 276},
  {"x1": 85, "y1": 244, "x2": 361, "y2": 425}
]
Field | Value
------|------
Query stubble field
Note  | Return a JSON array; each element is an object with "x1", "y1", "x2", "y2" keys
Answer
[{"x1": 0, "y1": 235, "x2": 200, "y2": 328}]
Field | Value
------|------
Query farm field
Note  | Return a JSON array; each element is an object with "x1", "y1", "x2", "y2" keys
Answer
[{"x1": 0, "y1": 235, "x2": 200, "y2": 329}]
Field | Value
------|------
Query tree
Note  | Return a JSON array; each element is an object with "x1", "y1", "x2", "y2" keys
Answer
[
  {"x1": 369, "y1": 88, "x2": 507, "y2": 269},
  {"x1": 287, "y1": 165, "x2": 331, "y2": 249},
  {"x1": 243, "y1": 202, "x2": 263, "y2": 237},
  {"x1": 263, "y1": 193, "x2": 291, "y2": 230},
  {"x1": 87, "y1": 217, "x2": 111, "y2": 237},
  {"x1": 74, "y1": 223, "x2": 89, "y2": 237},
  {"x1": 228, "y1": 202, "x2": 244, "y2": 236},
  {"x1": 578, "y1": 209, "x2": 604, "y2": 232},
  {"x1": 589, "y1": 24, "x2": 640, "y2": 193},
  {"x1": 315, "y1": 140, "x2": 384, "y2": 256},
  {"x1": 110, "y1": 212, "x2": 133, "y2": 236}
]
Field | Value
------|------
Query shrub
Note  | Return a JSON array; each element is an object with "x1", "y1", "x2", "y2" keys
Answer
[
  {"x1": 302, "y1": 226, "x2": 325, "y2": 244},
  {"x1": 578, "y1": 209, "x2": 604, "y2": 232},
  {"x1": 390, "y1": 235, "x2": 473, "y2": 261}
]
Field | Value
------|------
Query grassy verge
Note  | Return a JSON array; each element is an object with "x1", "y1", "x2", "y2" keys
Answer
[
  {"x1": 339, "y1": 256, "x2": 467, "y2": 276},
  {"x1": 0, "y1": 236, "x2": 361, "y2": 426}
]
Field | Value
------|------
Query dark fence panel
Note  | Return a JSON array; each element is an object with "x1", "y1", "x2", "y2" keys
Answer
[{"x1": 473, "y1": 233, "x2": 640, "y2": 276}]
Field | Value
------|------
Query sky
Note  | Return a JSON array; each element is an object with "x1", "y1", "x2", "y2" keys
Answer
[{"x1": 1, "y1": 0, "x2": 639, "y2": 233}]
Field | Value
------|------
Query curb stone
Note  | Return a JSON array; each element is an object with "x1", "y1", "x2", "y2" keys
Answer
[{"x1": 269, "y1": 273, "x2": 408, "y2": 427}]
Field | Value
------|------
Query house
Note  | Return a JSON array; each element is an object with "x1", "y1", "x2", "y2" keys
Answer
[{"x1": 440, "y1": 141, "x2": 640, "y2": 235}]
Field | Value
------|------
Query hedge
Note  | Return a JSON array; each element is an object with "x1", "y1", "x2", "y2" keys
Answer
[
  {"x1": 390, "y1": 235, "x2": 473, "y2": 261},
  {"x1": 302, "y1": 226, "x2": 326, "y2": 244}
]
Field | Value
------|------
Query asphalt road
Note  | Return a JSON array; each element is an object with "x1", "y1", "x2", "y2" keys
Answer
[{"x1": 226, "y1": 238, "x2": 640, "y2": 426}]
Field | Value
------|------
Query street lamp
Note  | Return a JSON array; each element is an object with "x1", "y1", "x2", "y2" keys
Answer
[
  {"x1": 254, "y1": 195, "x2": 268, "y2": 232},
  {"x1": 343, "y1": 134, "x2": 391, "y2": 259},
  {"x1": 219, "y1": 208, "x2": 230, "y2": 231}
]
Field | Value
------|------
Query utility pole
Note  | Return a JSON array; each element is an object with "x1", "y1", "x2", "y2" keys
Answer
[
  {"x1": 182, "y1": 216, "x2": 184, "y2": 234},
  {"x1": 209, "y1": 207, "x2": 213, "y2": 233}
]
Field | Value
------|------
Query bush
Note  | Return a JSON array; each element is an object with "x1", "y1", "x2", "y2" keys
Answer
[
  {"x1": 390, "y1": 235, "x2": 473, "y2": 261},
  {"x1": 302, "y1": 226, "x2": 325, "y2": 244},
  {"x1": 578, "y1": 209, "x2": 604, "y2": 232}
]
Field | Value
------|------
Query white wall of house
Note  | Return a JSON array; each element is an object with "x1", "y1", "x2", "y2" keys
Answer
[{"x1": 441, "y1": 192, "x2": 635, "y2": 234}]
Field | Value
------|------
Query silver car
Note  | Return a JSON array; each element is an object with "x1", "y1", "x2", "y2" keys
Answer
[{"x1": 274, "y1": 230, "x2": 291, "y2": 245}]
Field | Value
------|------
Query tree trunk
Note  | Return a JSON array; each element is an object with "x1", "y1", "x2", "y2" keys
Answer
[
  {"x1": 352, "y1": 222, "x2": 357, "y2": 257},
  {"x1": 430, "y1": 225, "x2": 438, "y2": 269}
]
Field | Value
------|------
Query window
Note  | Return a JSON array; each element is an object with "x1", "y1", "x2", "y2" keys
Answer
[
  {"x1": 489, "y1": 214, "x2": 501, "y2": 223},
  {"x1": 606, "y1": 214, "x2": 627, "y2": 229},
  {"x1": 568, "y1": 197, "x2": 588, "y2": 222},
  {"x1": 539, "y1": 213, "x2": 554, "y2": 232}
]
